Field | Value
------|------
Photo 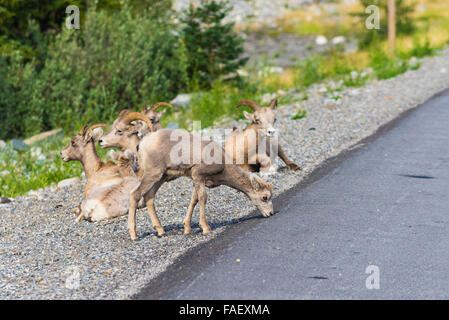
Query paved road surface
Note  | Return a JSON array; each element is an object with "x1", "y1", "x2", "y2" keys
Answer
[{"x1": 136, "y1": 89, "x2": 449, "y2": 299}]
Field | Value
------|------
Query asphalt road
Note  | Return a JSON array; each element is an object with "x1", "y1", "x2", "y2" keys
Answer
[{"x1": 136, "y1": 89, "x2": 449, "y2": 299}]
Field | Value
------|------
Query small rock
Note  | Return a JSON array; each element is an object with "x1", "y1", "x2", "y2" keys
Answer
[
  {"x1": 57, "y1": 177, "x2": 81, "y2": 189},
  {"x1": 332, "y1": 36, "x2": 345, "y2": 45},
  {"x1": 166, "y1": 122, "x2": 180, "y2": 130},
  {"x1": 28, "y1": 190, "x2": 39, "y2": 197},
  {"x1": 267, "y1": 66, "x2": 284, "y2": 74},
  {"x1": 0, "y1": 196, "x2": 12, "y2": 204},
  {"x1": 10, "y1": 139, "x2": 28, "y2": 151},
  {"x1": 277, "y1": 89, "x2": 287, "y2": 97},
  {"x1": 315, "y1": 35, "x2": 328, "y2": 46},
  {"x1": 171, "y1": 94, "x2": 191, "y2": 108},
  {"x1": 237, "y1": 69, "x2": 249, "y2": 77},
  {"x1": 262, "y1": 93, "x2": 277, "y2": 104}
]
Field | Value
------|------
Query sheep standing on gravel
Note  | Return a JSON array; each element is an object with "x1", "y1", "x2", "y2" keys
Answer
[
  {"x1": 224, "y1": 98, "x2": 300, "y2": 174},
  {"x1": 119, "y1": 112, "x2": 274, "y2": 240}
]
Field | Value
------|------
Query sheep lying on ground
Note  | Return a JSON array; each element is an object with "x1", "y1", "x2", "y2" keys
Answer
[{"x1": 61, "y1": 124, "x2": 139, "y2": 222}]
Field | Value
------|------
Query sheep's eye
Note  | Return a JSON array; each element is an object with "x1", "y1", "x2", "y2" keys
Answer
[
  {"x1": 116, "y1": 130, "x2": 123, "y2": 135},
  {"x1": 71, "y1": 140, "x2": 76, "y2": 146},
  {"x1": 254, "y1": 119, "x2": 260, "y2": 124}
]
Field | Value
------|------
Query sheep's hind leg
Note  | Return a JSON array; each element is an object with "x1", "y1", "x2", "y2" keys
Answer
[{"x1": 183, "y1": 190, "x2": 198, "y2": 235}]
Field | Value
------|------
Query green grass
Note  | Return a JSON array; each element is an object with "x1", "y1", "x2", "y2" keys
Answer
[
  {"x1": 0, "y1": 133, "x2": 110, "y2": 198},
  {"x1": 291, "y1": 108, "x2": 307, "y2": 120}
]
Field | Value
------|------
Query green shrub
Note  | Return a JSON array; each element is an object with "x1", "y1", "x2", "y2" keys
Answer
[
  {"x1": 0, "y1": 4, "x2": 188, "y2": 140},
  {"x1": 295, "y1": 56, "x2": 324, "y2": 87},
  {"x1": 180, "y1": 0, "x2": 248, "y2": 88},
  {"x1": 369, "y1": 48, "x2": 409, "y2": 80}
]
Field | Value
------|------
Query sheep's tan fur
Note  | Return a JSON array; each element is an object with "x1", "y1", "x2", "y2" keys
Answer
[
  {"x1": 61, "y1": 125, "x2": 139, "y2": 222},
  {"x1": 125, "y1": 127, "x2": 274, "y2": 240},
  {"x1": 224, "y1": 98, "x2": 300, "y2": 174}
]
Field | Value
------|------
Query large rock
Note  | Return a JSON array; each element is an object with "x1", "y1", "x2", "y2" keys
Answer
[
  {"x1": 10, "y1": 139, "x2": 28, "y2": 151},
  {"x1": 171, "y1": 94, "x2": 191, "y2": 108},
  {"x1": 24, "y1": 128, "x2": 62, "y2": 146},
  {"x1": 57, "y1": 177, "x2": 81, "y2": 190}
]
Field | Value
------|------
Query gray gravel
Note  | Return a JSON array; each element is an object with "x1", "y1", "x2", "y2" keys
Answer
[{"x1": 1, "y1": 48, "x2": 449, "y2": 299}]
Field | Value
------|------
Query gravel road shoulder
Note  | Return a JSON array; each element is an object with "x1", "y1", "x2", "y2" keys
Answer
[{"x1": 1, "y1": 48, "x2": 449, "y2": 299}]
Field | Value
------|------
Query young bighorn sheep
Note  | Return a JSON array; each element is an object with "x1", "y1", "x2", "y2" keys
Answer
[
  {"x1": 139, "y1": 102, "x2": 173, "y2": 134},
  {"x1": 224, "y1": 99, "x2": 300, "y2": 174},
  {"x1": 98, "y1": 103, "x2": 173, "y2": 173},
  {"x1": 61, "y1": 124, "x2": 139, "y2": 221},
  {"x1": 120, "y1": 113, "x2": 274, "y2": 240},
  {"x1": 76, "y1": 150, "x2": 140, "y2": 222},
  {"x1": 61, "y1": 124, "x2": 122, "y2": 196}
]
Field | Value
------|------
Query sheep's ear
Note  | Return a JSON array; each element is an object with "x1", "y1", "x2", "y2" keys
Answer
[
  {"x1": 250, "y1": 174, "x2": 260, "y2": 191},
  {"x1": 156, "y1": 109, "x2": 166, "y2": 120},
  {"x1": 243, "y1": 111, "x2": 255, "y2": 122},
  {"x1": 90, "y1": 128, "x2": 104, "y2": 142},
  {"x1": 268, "y1": 98, "x2": 278, "y2": 109}
]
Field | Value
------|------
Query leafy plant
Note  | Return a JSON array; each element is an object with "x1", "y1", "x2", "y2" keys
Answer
[
  {"x1": 0, "y1": 4, "x2": 188, "y2": 140},
  {"x1": 180, "y1": 0, "x2": 248, "y2": 88},
  {"x1": 291, "y1": 108, "x2": 307, "y2": 120}
]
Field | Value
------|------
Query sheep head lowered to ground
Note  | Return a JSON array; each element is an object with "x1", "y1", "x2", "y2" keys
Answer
[
  {"x1": 119, "y1": 111, "x2": 274, "y2": 240},
  {"x1": 224, "y1": 98, "x2": 300, "y2": 174}
]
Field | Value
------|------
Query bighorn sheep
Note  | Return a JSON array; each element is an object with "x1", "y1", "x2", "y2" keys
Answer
[
  {"x1": 61, "y1": 124, "x2": 122, "y2": 196},
  {"x1": 224, "y1": 98, "x2": 299, "y2": 174},
  {"x1": 140, "y1": 102, "x2": 172, "y2": 134},
  {"x1": 61, "y1": 124, "x2": 139, "y2": 221},
  {"x1": 120, "y1": 113, "x2": 273, "y2": 240},
  {"x1": 98, "y1": 103, "x2": 173, "y2": 173},
  {"x1": 76, "y1": 150, "x2": 140, "y2": 222}
]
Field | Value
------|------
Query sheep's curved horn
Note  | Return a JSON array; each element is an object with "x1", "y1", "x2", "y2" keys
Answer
[
  {"x1": 268, "y1": 98, "x2": 278, "y2": 109},
  {"x1": 78, "y1": 124, "x2": 89, "y2": 135},
  {"x1": 85, "y1": 123, "x2": 107, "y2": 135},
  {"x1": 121, "y1": 111, "x2": 153, "y2": 131},
  {"x1": 117, "y1": 109, "x2": 130, "y2": 120},
  {"x1": 150, "y1": 102, "x2": 173, "y2": 112},
  {"x1": 236, "y1": 100, "x2": 261, "y2": 112}
]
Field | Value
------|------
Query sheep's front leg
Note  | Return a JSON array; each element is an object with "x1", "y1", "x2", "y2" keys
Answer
[
  {"x1": 75, "y1": 211, "x2": 85, "y2": 223},
  {"x1": 128, "y1": 173, "x2": 163, "y2": 240},
  {"x1": 183, "y1": 190, "x2": 198, "y2": 235},
  {"x1": 142, "y1": 178, "x2": 167, "y2": 237},
  {"x1": 277, "y1": 144, "x2": 300, "y2": 171}
]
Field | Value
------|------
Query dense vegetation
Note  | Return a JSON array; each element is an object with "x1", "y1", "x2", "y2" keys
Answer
[{"x1": 0, "y1": 0, "x2": 248, "y2": 140}]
